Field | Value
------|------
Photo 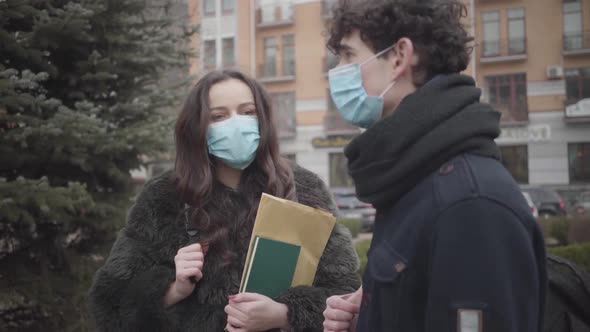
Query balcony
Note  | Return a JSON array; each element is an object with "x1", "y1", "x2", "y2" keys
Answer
[
  {"x1": 321, "y1": 0, "x2": 338, "y2": 19},
  {"x1": 256, "y1": 2, "x2": 294, "y2": 28},
  {"x1": 563, "y1": 31, "x2": 590, "y2": 56},
  {"x1": 564, "y1": 97, "x2": 590, "y2": 123},
  {"x1": 480, "y1": 38, "x2": 527, "y2": 63},
  {"x1": 257, "y1": 62, "x2": 296, "y2": 83}
]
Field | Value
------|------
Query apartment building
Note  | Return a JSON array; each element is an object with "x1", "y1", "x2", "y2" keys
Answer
[
  {"x1": 468, "y1": 0, "x2": 590, "y2": 193},
  {"x1": 183, "y1": 0, "x2": 590, "y2": 192}
]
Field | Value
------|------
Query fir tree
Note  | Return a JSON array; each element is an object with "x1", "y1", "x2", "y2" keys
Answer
[{"x1": 0, "y1": 0, "x2": 195, "y2": 329}]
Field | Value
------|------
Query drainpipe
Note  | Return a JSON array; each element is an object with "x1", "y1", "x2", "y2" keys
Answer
[
  {"x1": 250, "y1": 0, "x2": 256, "y2": 77},
  {"x1": 470, "y1": 0, "x2": 477, "y2": 85}
]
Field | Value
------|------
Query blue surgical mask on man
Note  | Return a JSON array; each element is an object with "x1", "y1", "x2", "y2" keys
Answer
[
  {"x1": 328, "y1": 45, "x2": 397, "y2": 128},
  {"x1": 206, "y1": 115, "x2": 260, "y2": 170}
]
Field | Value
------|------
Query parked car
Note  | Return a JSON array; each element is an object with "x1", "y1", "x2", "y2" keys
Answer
[
  {"x1": 522, "y1": 191, "x2": 539, "y2": 219},
  {"x1": 521, "y1": 186, "x2": 567, "y2": 219},
  {"x1": 574, "y1": 191, "x2": 590, "y2": 217},
  {"x1": 332, "y1": 188, "x2": 376, "y2": 232}
]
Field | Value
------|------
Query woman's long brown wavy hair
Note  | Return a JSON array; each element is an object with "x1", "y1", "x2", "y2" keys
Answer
[{"x1": 174, "y1": 69, "x2": 296, "y2": 264}]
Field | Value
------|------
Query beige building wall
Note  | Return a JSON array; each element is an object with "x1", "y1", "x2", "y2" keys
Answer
[
  {"x1": 185, "y1": 0, "x2": 590, "y2": 188},
  {"x1": 253, "y1": 1, "x2": 329, "y2": 126},
  {"x1": 190, "y1": 0, "x2": 333, "y2": 128},
  {"x1": 472, "y1": 0, "x2": 590, "y2": 114},
  {"x1": 236, "y1": 0, "x2": 255, "y2": 75},
  {"x1": 188, "y1": 0, "x2": 202, "y2": 76},
  {"x1": 189, "y1": 0, "x2": 590, "y2": 117}
]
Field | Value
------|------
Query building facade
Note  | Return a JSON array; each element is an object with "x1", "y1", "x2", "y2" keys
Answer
[
  {"x1": 469, "y1": 0, "x2": 590, "y2": 198},
  {"x1": 183, "y1": 0, "x2": 590, "y2": 195}
]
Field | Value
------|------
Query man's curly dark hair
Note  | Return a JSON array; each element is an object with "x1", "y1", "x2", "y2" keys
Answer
[{"x1": 327, "y1": 0, "x2": 474, "y2": 86}]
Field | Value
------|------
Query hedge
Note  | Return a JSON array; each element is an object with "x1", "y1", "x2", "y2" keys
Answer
[
  {"x1": 354, "y1": 240, "x2": 590, "y2": 276},
  {"x1": 548, "y1": 242, "x2": 590, "y2": 273},
  {"x1": 538, "y1": 217, "x2": 590, "y2": 246},
  {"x1": 355, "y1": 239, "x2": 371, "y2": 276},
  {"x1": 338, "y1": 218, "x2": 362, "y2": 239}
]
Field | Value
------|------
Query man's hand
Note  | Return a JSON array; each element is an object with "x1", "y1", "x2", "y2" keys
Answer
[{"x1": 323, "y1": 287, "x2": 363, "y2": 332}]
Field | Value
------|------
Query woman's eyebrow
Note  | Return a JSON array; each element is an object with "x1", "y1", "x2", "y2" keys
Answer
[{"x1": 209, "y1": 105, "x2": 229, "y2": 111}]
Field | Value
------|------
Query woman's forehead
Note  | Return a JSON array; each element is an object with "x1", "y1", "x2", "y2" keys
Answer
[{"x1": 209, "y1": 79, "x2": 254, "y2": 109}]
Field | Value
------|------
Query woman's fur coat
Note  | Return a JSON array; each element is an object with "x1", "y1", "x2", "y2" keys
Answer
[{"x1": 88, "y1": 165, "x2": 360, "y2": 331}]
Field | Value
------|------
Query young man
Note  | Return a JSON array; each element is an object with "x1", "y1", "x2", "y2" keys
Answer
[{"x1": 322, "y1": 1, "x2": 547, "y2": 332}]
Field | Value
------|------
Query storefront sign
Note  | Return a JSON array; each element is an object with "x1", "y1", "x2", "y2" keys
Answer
[
  {"x1": 497, "y1": 125, "x2": 551, "y2": 143},
  {"x1": 565, "y1": 98, "x2": 590, "y2": 118},
  {"x1": 311, "y1": 135, "x2": 354, "y2": 148}
]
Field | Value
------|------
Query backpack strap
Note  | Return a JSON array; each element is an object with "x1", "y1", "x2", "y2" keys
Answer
[
  {"x1": 546, "y1": 254, "x2": 590, "y2": 327},
  {"x1": 183, "y1": 203, "x2": 200, "y2": 284}
]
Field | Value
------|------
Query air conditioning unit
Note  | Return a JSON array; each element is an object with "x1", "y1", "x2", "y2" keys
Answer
[{"x1": 546, "y1": 65, "x2": 563, "y2": 80}]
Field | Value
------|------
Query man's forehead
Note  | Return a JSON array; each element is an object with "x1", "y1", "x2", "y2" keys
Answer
[{"x1": 339, "y1": 30, "x2": 362, "y2": 50}]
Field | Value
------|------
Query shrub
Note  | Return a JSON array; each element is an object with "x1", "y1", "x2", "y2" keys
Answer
[
  {"x1": 548, "y1": 242, "x2": 590, "y2": 273},
  {"x1": 338, "y1": 218, "x2": 362, "y2": 239},
  {"x1": 550, "y1": 218, "x2": 570, "y2": 245},
  {"x1": 538, "y1": 217, "x2": 590, "y2": 246},
  {"x1": 355, "y1": 239, "x2": 371, "y2": 276},
  {"x1": 568, "y1": 218, "x2": 590, "y2": 244}
]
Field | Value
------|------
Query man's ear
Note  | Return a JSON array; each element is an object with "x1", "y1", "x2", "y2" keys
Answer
[{"x1": 391, "y1": 37, "x2": 416, "y2": 80}]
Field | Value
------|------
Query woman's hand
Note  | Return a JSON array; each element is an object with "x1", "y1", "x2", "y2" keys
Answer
[
  {"x1": 163, "y1": 243, "x2": 206, "y2": 308},
  {"x1": 224, "y1": 293, "x2": 290, "y2": 332}
]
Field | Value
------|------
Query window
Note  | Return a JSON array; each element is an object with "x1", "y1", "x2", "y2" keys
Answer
[
  {"x1": 222, "y1": 0, "x2": 235, "y2": 14},
  {"x1": 324, "y1": 33, "x2": 339, "y2": 73},
  {"x1": 282, "y1": 35, "x2": 296, "y2": 76},
  {"x1": 222, "y1": 38, "x2": 235, "y2": 68},
  {"x1": 569, "y1": 143, "x2": 590, "y2": 183},
  {"x1": 565, "y1": 68, "x2": 590, "y2": 102},
  {"x1": 259, "y1": 0, "x2": 293, "y2": 24},
  {"x1": 330, "y1": 153, "x2": 354, "y2": 188},
  {"x1": 270, "y1": 92, "x2": 296, "y2": 137},
  {"x1": 482, "y1": 11, "x2": 500, "y2": 56},
  {"x1": 203, "y1": 0, "x2": 216, "y2": 16},
  {"x1": 485, "y1": 73, "x2": 528, "y2": 123},
  {"x1": 203, "y1": 40, "x2": 216, "y2": 70},
  {"x1": 500, "y1": 145, "x2": 529, "y2": 184},
  {"x1": 260, "y1": 2, "x2": 275, "y2": 24},
  {"x1": 279, "y1": 2, "x2": 293, "y2": 21},
  {"x1": 564, "y1": 0, "x2": 583, "y2": 50},
  {"x1": 262, "y1": 37, "x2": 277, "y2": 77},
  {"x1": 325, "y1": 50, "x2": 339, "y2": 73},
  {"x1": 508, "y1": 8, "x2": 526, "y2": 54}
]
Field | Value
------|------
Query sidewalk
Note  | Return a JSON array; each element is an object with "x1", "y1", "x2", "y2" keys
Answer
[{"x1": 354, "y1": 232, "x2": 373, "y2": 244}]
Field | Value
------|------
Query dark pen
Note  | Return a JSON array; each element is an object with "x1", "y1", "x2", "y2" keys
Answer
[{"x1": 184, "y1": 206, "x2": 200, "y2": 284}]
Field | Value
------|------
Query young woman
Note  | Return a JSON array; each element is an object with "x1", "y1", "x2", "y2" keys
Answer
[{"x1": 88, "y1": 70, "x2": 360, "y2": 332}]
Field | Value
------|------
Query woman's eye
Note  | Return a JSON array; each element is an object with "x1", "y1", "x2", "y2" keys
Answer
[
  {"x1": 244, "y1": 109, "x2": 256, "y2": 116},
  {"x1": 211, "y1": 114, "x2": 224, "y2": 121}
]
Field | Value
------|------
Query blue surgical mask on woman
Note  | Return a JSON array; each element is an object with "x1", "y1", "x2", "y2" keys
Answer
[
  {"x1": 328, "y1": 45, "x2": 397, "y2": 128},
  {"x1": 207, "y1": 115, "x2": 260, "y2": 170}
]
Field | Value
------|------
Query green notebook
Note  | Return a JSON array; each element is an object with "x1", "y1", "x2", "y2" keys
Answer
[{"x1": 242, "y1": 237, "x2": 301, "y2": 299}]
